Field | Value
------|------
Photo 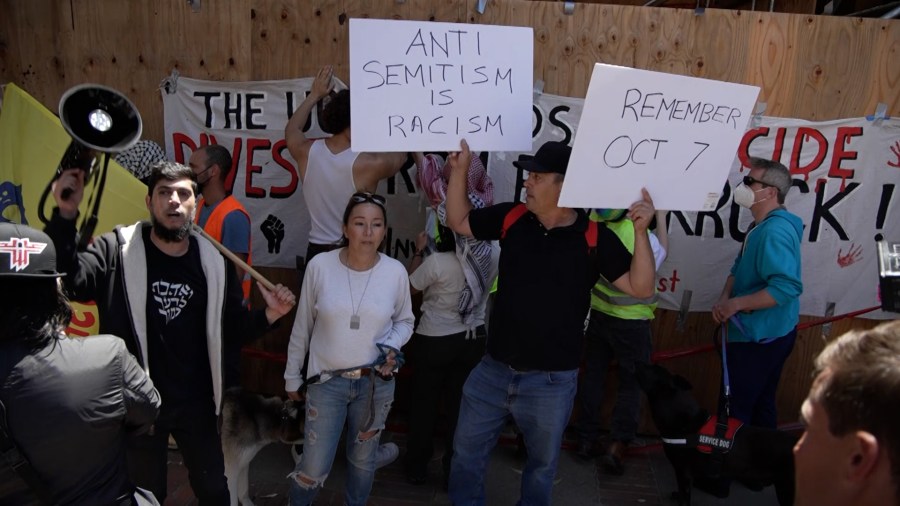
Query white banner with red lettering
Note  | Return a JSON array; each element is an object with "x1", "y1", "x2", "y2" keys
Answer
[
  {"x1": 489, "y1": 92, "x2": 900, "y2": 319},
  {"x1": 163, "y1": 76, "x2": 899, "y2": 318}
]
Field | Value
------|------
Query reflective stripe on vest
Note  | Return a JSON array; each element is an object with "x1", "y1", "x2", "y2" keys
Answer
[
  {"x1": 590, "y1": 219, "x2": 657, "y2": 319},
  {"x1": 195, "y1": 195, "x2": 253, "y2": 300}
]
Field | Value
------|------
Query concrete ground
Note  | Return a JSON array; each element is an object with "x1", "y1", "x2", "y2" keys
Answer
[{"x1": 164, "y1": 427, "x2": 780, "y2": 506}]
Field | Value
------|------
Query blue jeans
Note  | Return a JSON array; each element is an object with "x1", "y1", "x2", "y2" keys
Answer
[
  {"x1": 288, "y1": 374, "x2": 395, "y2": 506},
  {"x1": 576, "y1": 310, "x2": 652, "y2": 444},
  {"x1": 448, "y1": 355, "x2": 578, "y2": 506},
  {"x1": 720, "y1": 328, "x2": 797, "y2": 428}
]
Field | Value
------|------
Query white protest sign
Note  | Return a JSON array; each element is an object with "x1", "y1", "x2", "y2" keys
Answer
[
  {"x1": 560, "y1": 64, "x2": 760, "y2": 211},
  {"x1": 349, "y1": 18, "x2": 533, "y2": 152}
]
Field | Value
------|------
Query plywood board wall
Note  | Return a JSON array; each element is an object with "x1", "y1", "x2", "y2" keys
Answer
[{"x1": 1, "y1": 0, "x2": 897, "y2": 423}]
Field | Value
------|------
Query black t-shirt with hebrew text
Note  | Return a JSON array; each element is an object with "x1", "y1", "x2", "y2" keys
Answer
[{"x1": 144, "y1": 227, "x2": 212, "y2": 404}]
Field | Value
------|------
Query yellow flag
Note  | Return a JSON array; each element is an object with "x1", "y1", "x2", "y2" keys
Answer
[{"x1": 0, "y1": 83, "x2": 149, "y2": 335}]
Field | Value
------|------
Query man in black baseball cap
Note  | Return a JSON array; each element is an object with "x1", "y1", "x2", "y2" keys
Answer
[
  {"x1": 1, "y1": 221, "x2": 161, "y2": 505},
  {"x1": 444, "y1": 139, "x2": 657, "y2": 505},
  {"x1": 511, "y1": 141, "x2": 573, "y2": 217},
  {"x1": 512, "y1": 140, "x2": 572, "y2": 176}
]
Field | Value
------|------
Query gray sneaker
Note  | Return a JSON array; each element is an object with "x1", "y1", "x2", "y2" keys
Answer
[{"x1": 375, "y1": 442, "x2": 399, "y2": 469}]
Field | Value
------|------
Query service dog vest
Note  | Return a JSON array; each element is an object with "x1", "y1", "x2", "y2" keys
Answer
[{"x1": 661, "y1": 415, "x2": 743, "y2": 454}]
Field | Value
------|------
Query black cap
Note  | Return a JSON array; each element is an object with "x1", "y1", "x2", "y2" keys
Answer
[
  {"x1": 0, "y1": 222, "x2": 64, "y2": 278},
  {"x1": 512, "y1": 141, "x2": 572, "y2": 175}
]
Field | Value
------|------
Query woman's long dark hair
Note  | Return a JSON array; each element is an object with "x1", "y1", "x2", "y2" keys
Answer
[{"x1": 0, "y1": 278, "x2": 72, "y2": 351}]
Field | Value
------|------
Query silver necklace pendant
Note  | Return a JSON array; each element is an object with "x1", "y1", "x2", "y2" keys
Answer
[{"x1": 346, "y1": 250, "x2": 376, "y2": 332}]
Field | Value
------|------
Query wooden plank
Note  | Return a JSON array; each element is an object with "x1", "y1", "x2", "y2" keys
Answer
[
  {"x1": 744, "y1": 11, "x2": 795, "y2": 115},
  {"x1": 858, "y1": 17, "x2": 899, "y2": 119},
  {"x1": 250, "y1": 0, "x2": 347, "y2": 81},
  {"x1": 406, "y1": 0, "x2": 465, "y2": 23},
  {"x1": 779, "y1": 15, "x2": 878, "y2": 120},
  {"x1": 72, "y1": 0, "x2": 252, "y2": 143},
  {"x1": 527, "y1": 0, "x2": 816, "y2": 14},
  {"x1": 0, "y1": 1, "x2": 76, "y2": 117},
  {"x1": 1, "y1": 0, "x2": 253, "y2": 143}
]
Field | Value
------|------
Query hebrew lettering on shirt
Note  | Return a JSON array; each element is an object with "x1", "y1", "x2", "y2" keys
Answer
[{"x1": 152, "y1": 280, "x2": 195, "y2": 324}]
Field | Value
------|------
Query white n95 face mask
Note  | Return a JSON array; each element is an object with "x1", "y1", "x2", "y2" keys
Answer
[{"x1": 733, "y1": 183, "x2": 765, "y2": 209}]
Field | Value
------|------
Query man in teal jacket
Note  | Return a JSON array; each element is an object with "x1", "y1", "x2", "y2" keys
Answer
[{"x1": 712, "y1": 157, "x2": 803, "y2": 429}]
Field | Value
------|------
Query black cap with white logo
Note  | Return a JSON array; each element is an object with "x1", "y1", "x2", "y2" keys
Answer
[{"x1": 0, "y1": 222, "x2": 64, "y2": 278}]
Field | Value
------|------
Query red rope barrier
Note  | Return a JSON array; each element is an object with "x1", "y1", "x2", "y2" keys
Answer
[
  {"x1": 242, "y1": 306, "x2": 884, "y2": 366},
  {"x1": 650, "y1": 305, "x2": 882, "y2": 364},
  {"x1": 651, "y1": 343, "x2": 715, "y2": 363},
  {"x1": 795, "y1": 305, "x2": 880, "y2": 330}
]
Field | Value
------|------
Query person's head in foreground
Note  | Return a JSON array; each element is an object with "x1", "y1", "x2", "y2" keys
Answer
[
  {"x1": 794, "y1": 319, "x2": 900, "y2": 506},
  {"x1": 0, "y1": 222, "x2": 69, "y2": 351}
]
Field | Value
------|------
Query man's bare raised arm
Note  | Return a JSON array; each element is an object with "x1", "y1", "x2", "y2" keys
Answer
[{"x1": 284, "y1": 65, "x2": 335, "y2": 181}]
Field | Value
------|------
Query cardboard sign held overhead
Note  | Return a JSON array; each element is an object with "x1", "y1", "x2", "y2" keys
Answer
[
  {"x1": 560, "y1": 64, "x2": 760, "y2": 211},
  {"x1": 349, "y1": 18, "x2": 533, "y2": 152}
]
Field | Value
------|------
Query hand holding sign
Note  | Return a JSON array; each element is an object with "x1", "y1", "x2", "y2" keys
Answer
[
  {"x1": 628, "y1": 188, "x2": 656, "y2": 232},
  {"x1": 448, "y1": 139, "x2": 472, "y2": 176}
]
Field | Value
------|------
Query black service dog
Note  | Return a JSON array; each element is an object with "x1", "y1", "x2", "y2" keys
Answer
[{"x1": 635, "y1": 362, "x2": 796, "y2": 506}]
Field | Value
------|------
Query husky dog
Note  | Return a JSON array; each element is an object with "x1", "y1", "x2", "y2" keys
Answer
[{"x1": 221, "y1": 388, "x2": 304, "y2": 506}]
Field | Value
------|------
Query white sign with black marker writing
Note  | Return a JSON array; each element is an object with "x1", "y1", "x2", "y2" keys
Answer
[
  {"x1": 560, "y1": 64, "x2": 760, "y2": 211},
  {"x1": 349, "y1": 18, "x2": 533, "y2": 152}
]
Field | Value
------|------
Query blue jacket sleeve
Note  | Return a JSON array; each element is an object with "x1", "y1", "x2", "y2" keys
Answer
[{"x1": 755, "y1": 223, "x2": 803, "y2": 305}]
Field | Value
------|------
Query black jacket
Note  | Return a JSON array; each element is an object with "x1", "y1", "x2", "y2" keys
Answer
[
  {"x1": 45, "y1": 211, "x2": 272, "y2": 413},
  {"x1": 0, "y1": 335, "x2": 160, "y2": 505}
]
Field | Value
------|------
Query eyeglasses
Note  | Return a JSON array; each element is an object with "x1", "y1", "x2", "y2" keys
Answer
[
  {"x1": 350, "y1": 192, "x2": 386, "y2": 207},
  {"x1": 743, "y1": 175, "x2": 775, "y2": 188}
]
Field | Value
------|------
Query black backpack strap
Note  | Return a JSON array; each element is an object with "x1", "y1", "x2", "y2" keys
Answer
[{"x1": 0, "y1": 400, "x2": 54, "y2": 505}]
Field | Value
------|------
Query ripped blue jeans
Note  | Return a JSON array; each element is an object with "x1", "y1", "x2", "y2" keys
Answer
[{"x1": 288, "y1": 374, "x2": 395, "y2": 506}]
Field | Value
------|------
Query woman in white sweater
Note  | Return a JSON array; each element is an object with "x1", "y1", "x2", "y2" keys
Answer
[{"x1": 284, "y1": 192, "x2": 414, "y2": 506}]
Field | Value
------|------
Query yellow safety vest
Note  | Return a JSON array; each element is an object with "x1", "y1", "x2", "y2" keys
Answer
[{"x1": 590, "y1": 219, "x2": 658, "y2": 320}]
